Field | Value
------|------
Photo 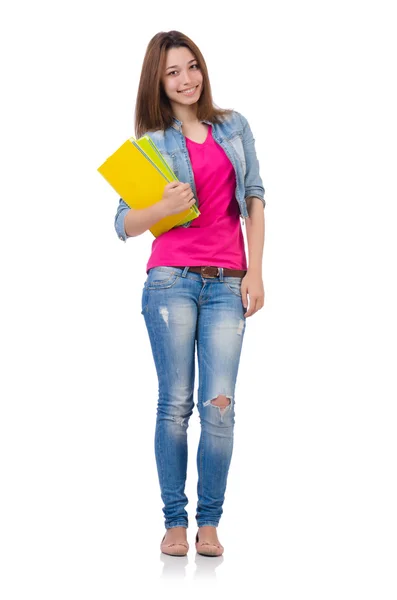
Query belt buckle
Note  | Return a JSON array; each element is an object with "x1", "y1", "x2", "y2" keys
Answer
[{"x1": 201, "y1": 266, "x2": 219, "y2": 278}]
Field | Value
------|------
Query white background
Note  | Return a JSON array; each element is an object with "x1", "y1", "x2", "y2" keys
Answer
[{"x1": 1, "y1": 0, "x2": 396, "y2": 597}]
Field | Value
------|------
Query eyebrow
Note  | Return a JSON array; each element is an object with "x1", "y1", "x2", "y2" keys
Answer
[{"x1": 165, "y1": 59, "x2": 197, "y2": 71}]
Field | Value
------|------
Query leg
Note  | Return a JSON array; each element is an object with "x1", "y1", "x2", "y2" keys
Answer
[
  {"x1": 195, "y1": 279, "x2": 247, "y2": 527},
  {"x1": 141, "y1": 268, "x2": 198, "y2": 529}
]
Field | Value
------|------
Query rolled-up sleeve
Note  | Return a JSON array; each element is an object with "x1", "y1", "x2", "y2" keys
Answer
[
  {"x1": 114, "y1": 198, "x2": 131, "y2": 242},
  {"x1": 238, "y1": 112, "x2": 266, "y2": 209}
]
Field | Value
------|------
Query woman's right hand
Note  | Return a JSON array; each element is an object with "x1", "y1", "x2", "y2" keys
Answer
[{"x1": 160, "y1": 182, "x2": 196, "y2": 216}]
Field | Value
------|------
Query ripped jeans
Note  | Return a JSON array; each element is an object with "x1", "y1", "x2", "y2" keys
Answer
[{"x1": 141, "y1": 266, "x2": 247, "y2": 529}]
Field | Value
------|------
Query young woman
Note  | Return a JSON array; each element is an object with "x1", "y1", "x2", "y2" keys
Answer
[{"x1": 114, "y1": 31, "x2": 266, "y2": 557}]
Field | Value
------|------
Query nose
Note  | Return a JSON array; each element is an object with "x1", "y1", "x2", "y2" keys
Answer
[{"x1": 181, "y1": 70, "x2": 194, "y2": 86}]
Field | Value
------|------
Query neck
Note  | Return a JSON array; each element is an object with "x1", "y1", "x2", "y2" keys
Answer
[{"x1": 170, "y1": 102, "x2": 199, "y2": 125}]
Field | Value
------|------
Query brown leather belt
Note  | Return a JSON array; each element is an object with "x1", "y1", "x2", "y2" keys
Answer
[{"x1": 172, "y1": 266, "x2": 246, "y2": 279}]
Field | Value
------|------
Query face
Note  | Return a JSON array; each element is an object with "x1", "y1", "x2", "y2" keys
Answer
[{"x1": 161, "y1": 46, "x2": 203, "y2": 107}]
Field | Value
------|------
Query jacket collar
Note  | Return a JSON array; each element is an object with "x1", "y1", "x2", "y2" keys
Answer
[{"x1": 171, "y1": 116, "x2": 212, "y2": 131}]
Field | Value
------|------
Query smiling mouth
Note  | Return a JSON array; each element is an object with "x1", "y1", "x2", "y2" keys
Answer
[{"x1": 178, "y1": 85, "x2": 198, "y2": 93}]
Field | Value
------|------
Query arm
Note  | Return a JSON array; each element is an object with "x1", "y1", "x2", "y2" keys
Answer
[
  {"x1": 114, "y1": 198, "x2": 169, "y2": 240},
  {"x1": 245, "y1": 196, "x2": 265, "y2": 274},
  {"x1": 241, "y1": 197, "x2": 265, "y2": 317},
  {"x1": 239, "y1": 112, "x2": 266, "y2": 316},
  {"x1": 239, "y1": 112, "x2": 266, "y2": 209}
]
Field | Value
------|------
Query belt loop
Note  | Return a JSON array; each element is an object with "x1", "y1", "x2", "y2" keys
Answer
[
  {"x1": 181, "y1": 267, "x2": 189, "y2": 278},
  {"x1": 219, "y1": 267, "x2": 224, "y2": 282}
]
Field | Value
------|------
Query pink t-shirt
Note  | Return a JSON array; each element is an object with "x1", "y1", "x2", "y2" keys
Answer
[{"x1": 146, "y1": 124, "x2": 247, "y2": 274}]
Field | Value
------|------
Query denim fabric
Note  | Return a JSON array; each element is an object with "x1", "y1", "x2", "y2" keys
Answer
[
  {"x1": 115, "y1": 110, "x2": 265, "y2": 242},
  {"x1": 141, "y1": 266, "x2": 247, "y2": 528}
]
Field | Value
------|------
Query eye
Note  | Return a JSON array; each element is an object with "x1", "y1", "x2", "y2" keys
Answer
[{"x1": 168, "y1": 64, "x2": 199, "y2": 76}]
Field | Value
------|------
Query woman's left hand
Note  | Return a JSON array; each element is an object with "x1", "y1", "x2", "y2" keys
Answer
[{"x1": 241, "y1": 271, "x2": 265, "y2": 317}]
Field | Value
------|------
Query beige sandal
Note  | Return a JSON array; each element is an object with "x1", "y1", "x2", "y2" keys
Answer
[
  {"x1": 195, "y1": 530, "x2": 224, "y2": 557},
  {"x1": 160, "y1": 533, "x2": 189, "y2": 556}
]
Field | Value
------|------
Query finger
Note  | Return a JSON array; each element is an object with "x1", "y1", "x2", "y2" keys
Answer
[
  {"x1": 244, "y1": 306, "x2": 253, "y2": 317},
  {"x1": 242, "y1": 290, "x2": 248, "y2": 309},
  {"x1": 245, "y1": 298, "x2": 257, "y2": 317}
]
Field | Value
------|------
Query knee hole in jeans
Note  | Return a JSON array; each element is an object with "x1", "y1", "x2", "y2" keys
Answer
[{"x1": 210, "y1": 395, "x2": 231, "y2": 414}]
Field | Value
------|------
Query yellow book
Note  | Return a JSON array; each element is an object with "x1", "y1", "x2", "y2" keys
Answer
[
  {"x1": 98, "y1": 136, "x2": 200, "y2": 237},
  {"x1": 134, "y1": 136, "x2": 199, "y2": 227}
]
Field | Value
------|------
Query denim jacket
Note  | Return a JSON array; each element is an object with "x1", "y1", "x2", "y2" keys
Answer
[{"x1": 114, "y1": 110, "x2": 265, "y2": 241}]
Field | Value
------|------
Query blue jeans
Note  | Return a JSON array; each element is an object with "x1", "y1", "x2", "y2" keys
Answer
[{"x1": 141, "y1": 266, "x2": 247, "y2": 529}]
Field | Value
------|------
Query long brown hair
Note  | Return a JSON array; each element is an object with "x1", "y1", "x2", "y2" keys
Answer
[{"x1": 134, "y1": 30, "x2": 234, "y2": 138}]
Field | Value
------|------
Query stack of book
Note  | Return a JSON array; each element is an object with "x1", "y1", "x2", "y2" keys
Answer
[{"x1": 97, "y1": 135, "x2": 200, "y2": 237}]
